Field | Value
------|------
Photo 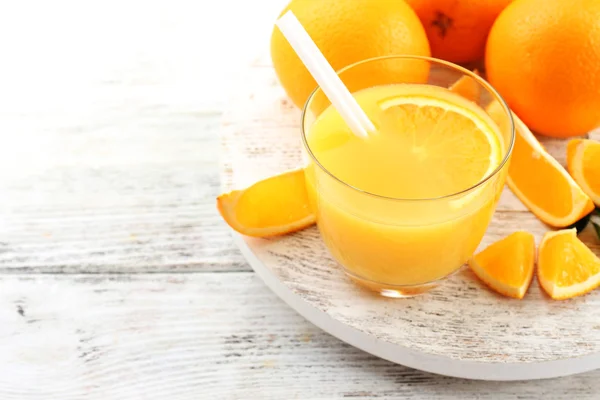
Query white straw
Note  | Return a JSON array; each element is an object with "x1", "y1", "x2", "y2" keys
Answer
[{"x1": 276, "y1": 11, "x2": 374, "y2": 138}]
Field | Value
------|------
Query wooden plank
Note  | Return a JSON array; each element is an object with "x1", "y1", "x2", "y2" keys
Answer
[
  {"x1": 0, "y1": 272, "x2": 599, "y2": 400},
  {"x1": 0, "y1": 0, "x2": 284, "y2": 274},
  {"x1": 0, "y1": 98, "x2": 248, "y2": 273}
]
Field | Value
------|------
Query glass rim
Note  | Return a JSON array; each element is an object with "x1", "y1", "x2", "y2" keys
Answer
[{"x1": 300, "y1": 54, "x2": 516, "y2": 202}]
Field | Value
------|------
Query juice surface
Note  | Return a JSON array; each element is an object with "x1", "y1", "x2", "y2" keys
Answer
[
  {"x1": 307, "y1": 84, "x2": 502, "y2": 199},
  {"x1": 305, "y1": 83, "x2": 506, "y2": 287}
]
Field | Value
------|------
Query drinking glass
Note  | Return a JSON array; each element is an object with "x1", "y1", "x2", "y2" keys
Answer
[{"x1": 301, "y1": 55, "x2": 515, "y2": 297}]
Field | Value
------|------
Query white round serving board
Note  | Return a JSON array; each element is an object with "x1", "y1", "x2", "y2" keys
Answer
[{"x1": 220, "y1": 53, "x2": 600, "y2": 381}]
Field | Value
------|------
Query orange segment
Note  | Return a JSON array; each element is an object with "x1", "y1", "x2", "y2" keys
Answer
[
  {"x1": 468, "y1": 231, "x2": 535, "y2": 299},
  {"x1": 376, "y1": 87, "x2": 502, "y2": 198},
  {"x1": 448, "y1": 69, "x2": 481, "y2": 103},
  {"x1": 216, "y1": 169, "x2": 316, "y2": 237},
  {"x1": 538, "y1": 228, "x2": 600, "y2": 300},
  {"x1": 487, "y1": 102, "x2": 594, "y2": 227},
  {"x1": 567, "y1": 139, "x2": 600, "y2": 206}
]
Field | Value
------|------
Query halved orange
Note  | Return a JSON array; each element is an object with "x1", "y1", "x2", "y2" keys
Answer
[
  {"x1": 538, "y1": 228, "x2": 600, "y2": 300},
  {"x1": 217, "y1": 169, "x2": 315, "y2": 237},
  {"x1": 567, "y1": 139, "x2": 600, "y2": 206},
  {"x1": 487, "y1": 102, "x2": 594, "y2": 227},
  {"x1": 468, "y1": 231, "x2": 535, "y2": 299}
]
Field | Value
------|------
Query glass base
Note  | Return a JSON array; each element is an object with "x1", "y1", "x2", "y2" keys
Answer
[
  {"x1": 345, "y1": 273, "x2": 439, "y2": 297},
  {"x1": 343, "y1": 266, "x2": 465, "y2": 298}
]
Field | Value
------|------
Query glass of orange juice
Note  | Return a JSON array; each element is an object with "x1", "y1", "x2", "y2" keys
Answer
[{"x1": 301, "y1": 55, "x2": 515, "y2": 297}]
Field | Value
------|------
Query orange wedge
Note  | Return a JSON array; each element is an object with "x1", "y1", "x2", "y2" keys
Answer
[
  {"x1": 448, "y1": 70, "x2": 481, "y2": 103},
  {"x1": 217, "y1": 169, "x2": 315, "y2": 237},
  {"x1": 468, "y1": 231, "x2": 535, "y2": 299},
  {"x1": 487, "y1": 102, "x2": 594, "y2": 227},
  {"x1": 567, "y1": 139, "x2": 600, "y2": 206},
  {"x1": 538, "y1": 228, "x2": 600, "y2": 300}
]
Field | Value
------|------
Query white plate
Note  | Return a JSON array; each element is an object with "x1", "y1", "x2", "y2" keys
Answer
[{"x1": 220, "y1": 54, "x2": 600, "y2": 381}]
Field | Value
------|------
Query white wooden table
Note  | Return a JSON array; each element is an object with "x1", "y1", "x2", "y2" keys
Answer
[{"x1": 1, "y1": 1, "x2": 599, "y2": 398}]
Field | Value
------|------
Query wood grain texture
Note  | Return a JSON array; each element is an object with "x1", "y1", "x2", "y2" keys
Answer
[
  {"x1": 2, "y1": 273, "x2": 600, "y2": 400},
  {"x1": 0, "y1": 0, "x2": 300, "y2": 274},
  {"x1": 0, "y1": 0, "x2": 258, "y2": 274},
  {"x1": 0, "y1": 112, "x2": 247, "y2": 273},
  {"x1": 221, "y1": 52, "x2": 600, "y2": 367}
]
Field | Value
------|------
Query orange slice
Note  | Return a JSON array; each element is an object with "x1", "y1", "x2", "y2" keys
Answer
[
  {"x1": 567, "y1": 139, "x2": 600, "y2": 206},
  {"x1": 487, "y1": 102, "x2": 594, "y2": 227},
  {"x1": 468, "y1": 231, "x2": 535, "y2": 299},
  {"x1": 448, "y1": 69, "x2": 481, "y2": 103},
  {"x1": 538, "y1": 228, "x2": 600, "y2": 300},
  {"x1": 216, "y1": 169, "x2": 315, "y2": 237},
  {"x1": 309, "y1": 84, "x2": 503, "y2": 200},
  {"x1": 377, "y1": 86, "x2": 503, "y2": 197}
]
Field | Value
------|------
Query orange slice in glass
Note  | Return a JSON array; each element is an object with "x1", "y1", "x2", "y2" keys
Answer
[
  {"x1": 488, "y1": 102, "x2": 594, "y2": 227},
  {"x1": 538, "y1": 228, "x2": 600, "y2": 300},
  {"x1": 567, "y1": 139, "x2": 600, "y2": 206},
  {"x1": 377, "y1": 86, "x2": 503, "y2": 198},
  {"x1": 468, "y1": 231, "x2": 535, "y2": 299},
  {"x1": 217, "y1": 169, "x2": 315, "y2": 237}
]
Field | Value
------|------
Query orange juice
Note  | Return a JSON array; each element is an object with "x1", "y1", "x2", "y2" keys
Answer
[{"x1": 303, "y1": 83, "x2": 509, "y2": 294}]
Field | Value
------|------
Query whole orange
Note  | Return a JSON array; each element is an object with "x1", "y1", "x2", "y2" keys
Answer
[
  {"x1": 404, "y1": 0, "x2": 513, "y2": 64},
  {"x1": 270, "y1": 0, "x2": 430, "y2": 109},
  {"x1": 486, "y1": 0, "x2": 600, "y2": 138}
]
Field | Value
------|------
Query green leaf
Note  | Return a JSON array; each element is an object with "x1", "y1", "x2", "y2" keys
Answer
[
  {"x1": 590, "y1": 208, "x2": 600, "y2": 239},
  {"x1": 568, "y1": 213, "x2": 591, "y2": 233}
]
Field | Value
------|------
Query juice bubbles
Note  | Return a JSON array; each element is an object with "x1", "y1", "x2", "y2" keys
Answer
[{"x1": 302, "y1": 58, "x2": 513, "y2": 296}]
